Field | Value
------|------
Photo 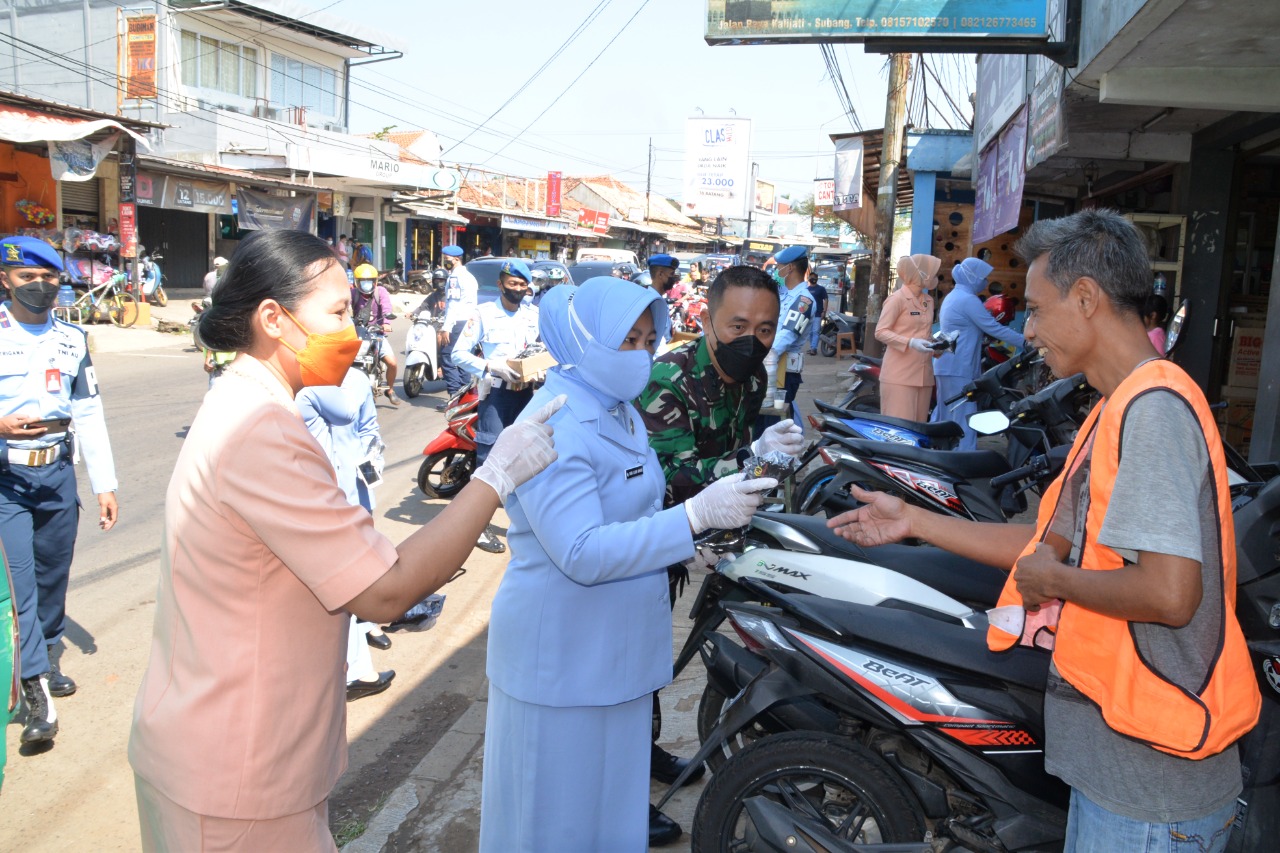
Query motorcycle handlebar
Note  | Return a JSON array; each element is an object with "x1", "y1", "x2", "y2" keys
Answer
[
  {"x1": 989, "y1": 464, "x2": 1035, "y2": 490},
  {"x1": 943, "y1": 391, "x2": 967, "y2": 406}
]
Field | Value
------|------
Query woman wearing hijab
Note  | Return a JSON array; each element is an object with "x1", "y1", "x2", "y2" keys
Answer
[
  {"x1": 128, "y1": 230, "x2": 561, "y2": 851},
  {"x1": 479, "y1": 278, "x2": 776, "y2": 852},
  {"x1": 875, "y1": 254, "x2": 943, "y2": 421}
]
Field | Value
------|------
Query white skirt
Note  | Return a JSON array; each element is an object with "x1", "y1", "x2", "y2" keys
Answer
[{"x1": 479, "y1": 683, "x2": 651, "y2": 853}]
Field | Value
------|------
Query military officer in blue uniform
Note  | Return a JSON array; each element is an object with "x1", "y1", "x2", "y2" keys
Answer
[
  {"x1": 759, "y1": 245, "x2": 815, "y2": 431},
  {"x1": 0, "y1": 236, "x2": 118, "y2": 746},
  {"x1": 437, "y1": 244, "x2": 479, "y2": 410},
  {"x1": 452, "y1": 259, "x2": 539, "y2": 554}
]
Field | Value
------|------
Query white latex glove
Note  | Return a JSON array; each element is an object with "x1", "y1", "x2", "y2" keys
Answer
[
  {"x1": 750, "y1": 418, "x2": 805, "y2": 458},
  {"x1": 762, "y1": 348, "x2": 781, "y2": 406},
  {"x1": 472, "y1": 394, "x2": 565, "y2": 503},
  {"x1": 684, "y1": 472, "x2": 779, "y2": 534},
  {"x1": 683, "y1": 544, "x2": 721, "y2": 573},
  {"x1": 485, "y1": 359, "x2": 522, "y2": 383},
  {"x1": 908, "y1": 338, "x2": 933, "y2": 353}
]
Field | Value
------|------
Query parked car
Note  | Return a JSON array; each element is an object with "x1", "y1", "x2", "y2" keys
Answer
[
  {"x1": 574, "y1": 247, "x2": 638, "y2": 265},
  {"x1": 567, "y1": 260, "x2": 641, "y2": 285},
  {"x1": 464, "y1": 257, "x2": 536, "y2": 306}
]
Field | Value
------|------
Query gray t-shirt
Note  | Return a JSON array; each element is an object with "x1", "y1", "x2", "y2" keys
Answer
[{"x1": 1043, "y1": 390, "x2": 1241, "y2": 823}]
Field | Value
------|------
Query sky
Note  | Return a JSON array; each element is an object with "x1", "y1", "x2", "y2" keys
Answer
[{"x1": 336, "y1": 0, "x2": 975, "y2": 205}]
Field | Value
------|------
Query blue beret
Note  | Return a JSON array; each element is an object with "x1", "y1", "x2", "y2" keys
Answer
[
  {"x1": 0, "y1": 236, "x2": 63, "y2": 271},
  {"x1": 774, "y1": 245, "x2": 807, "y2": 265},
  {"x1": 442, "y1": 245, "x2": 464, "y2": 257},
  {"x1": 647, "y1": 254, "x2": 678, "y2": 269},
  {"x1": 499, "y1": 259, "x2": 531, "y2": 282}
]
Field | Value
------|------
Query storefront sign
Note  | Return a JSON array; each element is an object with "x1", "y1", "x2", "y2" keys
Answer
[
  {"x1": 122, "y1": 14, "x2": 158, "y2": 100},
  {"x1": 118, "y1": 202, "x2": 138, "y2": 258},
  {"x1": 164, "y1": 177, "x2": 231, "y2": 214},
  {"x1": 289, "y1": 146, "x2": 460, "y2": 191},
  {"x1": 814, "y1": 178, "x2": 835, "y2": 214},
  {"x1": 593, "y1": 211, "x2": 610, "y2": 234},
  {"x1": 682, "y1": 116, "x2": 753, "y2": 219},
  {"x1": 973, "y1": 106, "x2": 1028, "y2": 245},
  {"x1": 546, "y1": 171, "x2": 562, "y2": 217},
  {"x1": 48, "y1": 133, "x2": 117, "y2": 182},
  {"x1": 502, "y1": 214, "x2": 569, "y2": 234},
  {"x1": 701, "y1": 221, "x2": 719, "y2": 236},
  {"x1": 134, "y1": 170, "x2": 161, "y2": 207},
  {"x1": 833, "y1": 137, "x2": 864, "y2": 212},
  {"x1": 236, "y1": 187, "x2": 316, "y2": 232},
  {"x1": 118, "y1": 149, "x2": 136, "y2": 202},
  {"x1": 976, "y1": 53, "x2": 1027, "y2": 150},
  {"x1": 706, "y1": 1, "x2": 1051, "y2": 42},
  {"x1": 1025, "y1": 0, "x2": 1067, "y2": 170}
]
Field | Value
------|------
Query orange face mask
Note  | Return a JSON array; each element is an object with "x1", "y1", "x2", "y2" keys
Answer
[{"x1": 279, "y1": 307, "x2": 362, "y2": 386}]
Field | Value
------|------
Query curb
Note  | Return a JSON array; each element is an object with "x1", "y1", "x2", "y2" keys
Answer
[{"x1": 340, "y1": 700, "x2": 488, "y2": 853}]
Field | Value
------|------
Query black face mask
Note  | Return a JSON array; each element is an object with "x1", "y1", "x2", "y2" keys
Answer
[
  {"x1": 13, "y1": 281, "x2": 59, "y2": 313},
  {"x1": 500, "y1": 286, "x2": 527, "y2": 306},
  {"x1": 712, "y1": 330, "x2": 771, "y2": 384}
]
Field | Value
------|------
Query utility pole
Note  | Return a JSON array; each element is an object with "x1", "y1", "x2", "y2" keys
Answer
[
  {"x1": 645, "y1": 137, "x2": 653, "y2": 222},
  {"x1": 865, "y1": 52, "x2": 911, "y2": 357}
]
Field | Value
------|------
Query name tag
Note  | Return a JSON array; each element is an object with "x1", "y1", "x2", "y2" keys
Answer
[
  {"x1": 909, "y1": 311, "x2": 921, "y2": 316},
  {"x1": 625, "y1": 465, "x2": 644, "y2": 480}
]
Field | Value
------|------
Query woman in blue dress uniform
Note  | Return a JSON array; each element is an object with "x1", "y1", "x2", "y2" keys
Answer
[{"x1": 479, "y1": 278, "x2": 776, "y2": 851}]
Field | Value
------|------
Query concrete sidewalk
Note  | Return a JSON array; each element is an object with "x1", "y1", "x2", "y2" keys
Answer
[{"x1": 74, "y1": 288, "x2": 203, "y2": 355}]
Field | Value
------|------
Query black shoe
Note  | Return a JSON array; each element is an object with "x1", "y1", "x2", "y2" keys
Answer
[
  {"x1": 47, "y1": 649, "x2": 76, "y2": 697},
  {"x1": 346, "y1": 670, "x2": 395, "y2": 702},
  {"x1": 648, "y1": 805, "x2": 682, "y2": 847},
  {"x1": 650, "y1": 743, "x2": 706, "y2": 786},
  {"x1": 20, "y1": 676, "x2": 58, "y2": 744},
  {"x1": 476, "y1": 529, "x2": 506, "y2": 554},
  {"x1": 435, "y1": 401, "x2": 449, "y2": 412},
  {"x1": 366, "y1": 631, "x2": 392, "y2": 651},
  {"x1": 385, "y1": 389, "x2": 401, "y2": 407}
]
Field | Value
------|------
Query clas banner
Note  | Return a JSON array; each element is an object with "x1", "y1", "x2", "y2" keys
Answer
[{"x1": 705, "y1": 1, "x2": 1050, "y2": 43}]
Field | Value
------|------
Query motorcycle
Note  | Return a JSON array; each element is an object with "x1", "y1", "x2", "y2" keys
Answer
[
  {"x1": 670, "y1": 469, "x2": 1280, "y2": 852},
  {"x1": 833, "y1": 355, "x2": 882, "y2": 412},
  {"x1": 379, "y1": 259, "x2": 405, "y2": 294},
  {"x1": 401, "y1": 308, "x2": 440, "y2": 399},
  {"x1": 417, "y1": 382, "x2": 478, "y2": 499},
  {"x1": 817, "y1": 311, "x2": 864, "y2": 358},
  {"x1": 140, "y1": 252, "x2": 166, "y2": 306},
  {"x1": 354, "y1": 320, "x2": 393, "y2": 397}
]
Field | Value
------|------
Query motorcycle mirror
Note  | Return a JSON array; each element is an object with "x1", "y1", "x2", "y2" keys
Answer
[
  {"x1": 1165, "y1": 299, "x2": 1189, "y2": 356},
  {"x1": 969, "y1": 410, "x2": 1011, "y2": 435}
]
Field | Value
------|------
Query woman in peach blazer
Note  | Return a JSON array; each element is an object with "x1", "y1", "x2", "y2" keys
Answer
[
  {"x1": 874, "y1": 254, "x2": 942, "y2": 422},
  {"x1": 128, "y1": 230, "x2": 560, "y2": 852}
]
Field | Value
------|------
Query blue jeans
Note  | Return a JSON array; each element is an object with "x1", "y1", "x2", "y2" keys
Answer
[{"x1": 1065, "y1": 788, "x2": 1237, "y2": 853}]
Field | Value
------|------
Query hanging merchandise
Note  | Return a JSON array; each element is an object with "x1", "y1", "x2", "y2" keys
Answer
[{"x1": 16, "y1": 199, "x2": 55, "y2": 225}]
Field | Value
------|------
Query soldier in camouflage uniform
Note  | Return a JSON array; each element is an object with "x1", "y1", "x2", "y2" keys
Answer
[{"x1": 636, "y1": 265, "x2": 804, "y2": 815}]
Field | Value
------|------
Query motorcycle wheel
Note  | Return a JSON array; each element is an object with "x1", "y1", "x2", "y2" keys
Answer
[
  {"x1": 152, "y1": 286, "x2": 168, "y2": 307},
  {"x1": 819, "y1": 337, "x2": 837, "y2": 358},
  {"x1": 697, "y1": 683, "x2": 774, "y2": 772},
  {"x1": 691, "y1": 732, "x2": 925, "y2": 853},
  {"x1": 417, "y1": 450, "x2": 474, "y2": 499},
  {"x1": 403, "y1": 365, "x2": 425, "y2": 399},
  {"x1": 794, "y1": 466, "x2": 837, "y2": 515}
]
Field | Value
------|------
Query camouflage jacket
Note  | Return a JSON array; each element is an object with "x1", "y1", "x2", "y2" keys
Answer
[{"x1": 637, "y1": 337, "x2": 767, "y2": 508}]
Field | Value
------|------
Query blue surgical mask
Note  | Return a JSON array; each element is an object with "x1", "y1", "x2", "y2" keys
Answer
[{"x1": 564, "y1": 297, "x2": 653, "y2": 403}]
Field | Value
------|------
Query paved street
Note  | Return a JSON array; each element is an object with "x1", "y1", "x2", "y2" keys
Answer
[{"x1": 0, "y1": 295, "x2": 850, "y2": 851}]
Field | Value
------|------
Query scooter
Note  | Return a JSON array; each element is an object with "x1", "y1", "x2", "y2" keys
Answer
[
  {"x1": 833, "y1": 355, "x2": 882, "y2": 412},
  {"x1": 401, "y1": 307, "x2": 440, "y2": 399},
  {"x1": 417, "y1": 383, "x2": 478, "y2": 499},
  {"x1": 353, "y1": 323, "x2": 391, "y2": 397},
  {"x1": 672, "y1": 471, "x2": 1280, "y2": 852},
  {"x1": 817, "y1": 311, "x2": 864, "y2": 358},
  {"x1": 140, "y1": 252, "x2": 166, "y2": 306}
]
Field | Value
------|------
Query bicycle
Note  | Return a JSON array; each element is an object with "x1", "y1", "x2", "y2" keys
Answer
[{"x1": 71, "y1": 271, "x2": 138, "y2": 328}]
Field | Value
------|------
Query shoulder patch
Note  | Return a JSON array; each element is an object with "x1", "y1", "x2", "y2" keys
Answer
[{"x1": 797, "y1": 295, "x2": 813, "y2": 314}]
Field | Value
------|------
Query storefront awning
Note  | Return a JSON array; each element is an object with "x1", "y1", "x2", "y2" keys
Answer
[
  {"x1": 0, "y1": 104, "x2": 151, "y2": 146},
  {"x1": 398, "y1": 201, "x2": 469, "y2": 225},
  {"x1": 665, "y1": 230, "x2": 713, "y2": 245}
]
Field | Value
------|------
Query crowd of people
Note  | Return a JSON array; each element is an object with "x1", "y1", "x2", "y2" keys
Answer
[{"x1": 0, "y1": 209, "x2": 1258, "y2": 853}]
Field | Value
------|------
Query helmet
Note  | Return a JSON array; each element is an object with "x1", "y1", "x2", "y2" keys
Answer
[
  {"x1": 634, "y1": 271, "x2": 653, "y2": 288},
  {"x1": 548, "y1": 267, "x2": 566, "y2": 282},
  {"x1": 530, "y1": 269, "x2": 550, "y2": 284},
  {"x1": 432, "y1": 268, "x2": 446, "y2": 281},
  {"x1": 353, "y1": 263, "x2": 378, "y2": 281}
]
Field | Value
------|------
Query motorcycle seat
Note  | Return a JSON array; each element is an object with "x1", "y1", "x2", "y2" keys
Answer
[
  {"x1": 833, "y1": 436, "x2": 1010, "y2": 482},
  {"x1": 814, "y1": 402, "x2": 964, "y2": 445},
  {"x1": 854, "y1": 354, "x2": 882, "y2": 367},
  {"x1": 799, "y1": 597, "x2": 1050, "y2": 691},
  {"x1": 754, "y1": 515, "x2": 1004, "y2": 609}
]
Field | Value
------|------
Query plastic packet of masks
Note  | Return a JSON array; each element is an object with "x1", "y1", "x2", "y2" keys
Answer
[
  {"x1": 741, "y1": 452, "x2": 800, "y2": 482},
  {"x1": 386, "y1": 593, "x2": 446, "y2": 633}
]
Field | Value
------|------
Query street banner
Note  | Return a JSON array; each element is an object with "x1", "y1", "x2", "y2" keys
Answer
[
  {"x1": 682, "y1": 116, "x2": 753, "y2": 219},
  {"x1": 236, "y1": 187, "x2": 315, "y2": 232},
  {"x1": 118, "y1": 202, "x2": 138, "y2": 258},
  {"x1": 706, "y1": 1, "x2": 1051, "y2": 42},
  {"x1": 833, "y1": 137, "x2": 864, "y2": 212},
  {"x1": 49, "y1": 133, "x2": 118, "y2": 182},
  {"x1": 121, "y1": 14, "x2": 157, "y2": 100},
  {"x1": 973, "y1": 106, "x2": 1028, "y2": 245},
  {"x1": 546, "y1": 171, "x2": 562, "y2": 217}
]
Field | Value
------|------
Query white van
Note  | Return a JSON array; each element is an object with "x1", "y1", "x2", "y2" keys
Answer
[{"x1": 575, "y1": 247, "x2": 639, "y2": 266}]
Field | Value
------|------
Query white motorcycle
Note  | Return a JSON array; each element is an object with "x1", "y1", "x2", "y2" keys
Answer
[{"x1": 401, "y1": 307, "x2": 441, "y2": 399}]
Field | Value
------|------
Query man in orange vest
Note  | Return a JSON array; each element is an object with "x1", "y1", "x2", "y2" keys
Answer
[{"x1": 824, "y1": 209, "x2": 1258, "y2": 851}]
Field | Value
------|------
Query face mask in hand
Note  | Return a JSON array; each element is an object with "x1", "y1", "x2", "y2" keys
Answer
[
  {"x1": 278, "y1": 307, "x2": 362, "y2": 386},
  {"x1": 13, "y1": 281, "x2": 59, "y2": 313},
  {"x1": 711, "y1": 331, "x2": 771, "y2": 384}
]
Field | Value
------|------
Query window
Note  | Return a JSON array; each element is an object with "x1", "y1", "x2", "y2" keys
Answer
[
  {"x1": 270, "y1": 53, "x2": 337, "y2": 117},
  {"x1": 179, "y1": 30, "x2": 256, "y2": 98}
]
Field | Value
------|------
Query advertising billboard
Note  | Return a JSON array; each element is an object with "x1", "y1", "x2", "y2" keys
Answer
[
  {"x1": 682, "y1": 116, "x2": 753, "y2": 219},
  {"x1": 706, "y1": 1, "x2": 1051, "y2": 44},
  {"x1": 755, "y1": 179, "x2": 776, "y2": 214}
]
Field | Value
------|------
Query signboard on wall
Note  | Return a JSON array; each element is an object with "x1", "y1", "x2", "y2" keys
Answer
[
  {"x1": 682, "y1": 116, "x2": 752, "y2": 219},
  {"x1": 973, "y1": 106, "x2": 1028, "y2": 245},
  {"x1": 118, "y1": 202, "x2": 137, "y2": 258},
  {"x1": 833, "y1": 137, "x2": 864, "y2": 212},
  {"x1": 1025, "y1": 0, "x2": 1068, "y2": 169},
  {"x1": 705, "y1": 1, "x2": 1051, "y2": 43},
  {"x1": 814, "y1": 178, "x2": 835, "y2": 215},
  {"x1": 121, "y1": 14, "x2": 158, "y2": 100},
  {"x1": 975, "y1": 53, "x2": 1027, "y2": 150},
  {"x1": 236, "y1": 188, "x2": 316, "y2": 232}
]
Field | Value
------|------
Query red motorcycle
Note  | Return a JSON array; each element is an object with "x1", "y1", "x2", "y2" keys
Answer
[{"x1": 417, "y1": 383, "x2": 478, "y2": 499}]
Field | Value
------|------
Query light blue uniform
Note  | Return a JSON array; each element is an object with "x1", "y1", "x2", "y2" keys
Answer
[
  {"x1": 933, "y1": 258, "x2": 1026, "y2": 449},
  {"x1": 451, "y1": 300, "x2": 539, "y2": 382},
  {"x1": 296, "y1": 367, "x2": 381, "y2": 513},
  {"x1": 480, "y1": 281, "x2": 692, "y2": 853},
  {"x1": 0, "y1": 304, "x2": 116, "y2": 679}
]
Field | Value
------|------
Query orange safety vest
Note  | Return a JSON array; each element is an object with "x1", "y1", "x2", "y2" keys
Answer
[{"x1": 988, "y1": 359, "x2": 1260, "y2": 759}]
